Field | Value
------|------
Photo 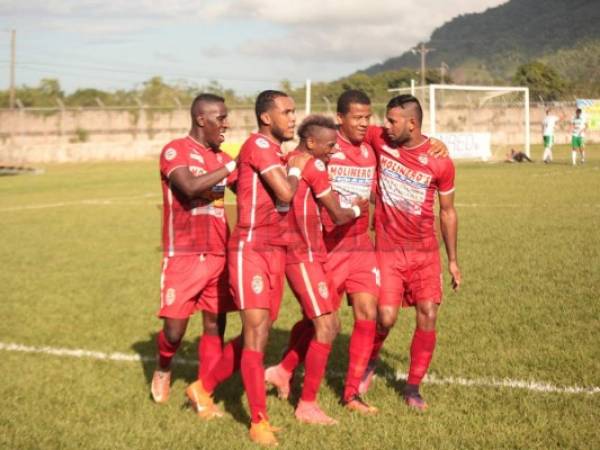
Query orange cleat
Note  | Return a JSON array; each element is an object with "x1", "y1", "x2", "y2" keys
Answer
[
  {"x1": 185, "y1": 380, "x2": 224, "y2": 420},
  {"x1": 343, "y1": 395, "x2": 378, "y2": 415},
  {"x1": 264, "y1": 364, "x2": 292, "y2": 400},
  {"x1": 295, "y1": 400, "x2": 338, "y2": 425},
  {"x1": 249, "y1": 417, "x2": 280, "y2": 447},
  {"x1": 150, "y1": 369, "x2": 171, "y2": 403}
]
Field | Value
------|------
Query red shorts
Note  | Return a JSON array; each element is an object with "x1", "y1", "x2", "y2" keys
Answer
[
  {"x1": 323, "y1": 233, "x2": 380, "y2": 311},
  {"x1": 376, "y1": 243, "x2": 442, "y2": 307},
  {"x1": 286, "y1": 261, "x2": 334, "y2": 319},
  {"x1": 228, "y1": 239, "x2": 286, "y2": 322},
  {"x1": 158, "y1": 254, "x2": 235, "y2": 319}
]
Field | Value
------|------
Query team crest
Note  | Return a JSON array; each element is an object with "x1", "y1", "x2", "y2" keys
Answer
[
  {"x1": 314, "y1": 159, "x2": 326, "y2": 172},
  {"x1": 166, "y1": 288, "x2": 176, "y2": 306},
  {"x1": 216, "y1": 154, "x2": 223, "y2": 163},
  {"x1": 318, "y1": 282, "x2": 328, "y2": 299},
  {"x1": 164, "y1": 148, "x2": 177, "y2": 161},
  {"x1": 251, "y1": 275, "x2": 264, "y2": 294},
  {"x1": 256, "y1": 137, "x2": 270, "y2": 149},
  {"x1": 190, "y1": 153, "x2": 204, "y2": 164},
  {"x1": 360, "y1": 144, "x2": 369, "y2": 159},
  {"x1": 418, "y1": 154, "x2": 429, "y2": 165},
  {"x1": 382, "y1": 145, "x2": 400, "y2": 158}
]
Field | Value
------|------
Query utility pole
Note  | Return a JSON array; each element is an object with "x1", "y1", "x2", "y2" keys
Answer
[
  {"x1": 412, "y1": 43, "x2": 435, "y2": 87},
  {"x1": 9, "y1": 29, "x2": 16, "y2": 109}
]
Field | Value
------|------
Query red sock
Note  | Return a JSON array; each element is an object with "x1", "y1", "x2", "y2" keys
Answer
[
  {"x1": 280, "y1": 319, "x2": 314, "y2": 373},
  {"x1": 202, "y1": 335, "x2": 243, "y2": 392},
  {"x1": 343, "y1": 320, "x2": 376, "y2": 401},
  {"x1": 301, "y1": 340, "x2": 332, "y2": 402},
  {"x1": 198, "y1": 334, "x2": 222, "y2": 380},
  {"x1": 157, "y1": 330, "x2": 180, "y2": 369},
  {"x1": 407, "y1": 328, "x2": 436, "y2": 385},
  {"x1": 241, "y1": 349, "x2": 267, "y2": 423},
  {"x1": 370, "y1": 327, "x2": 390, "y2": 361}
]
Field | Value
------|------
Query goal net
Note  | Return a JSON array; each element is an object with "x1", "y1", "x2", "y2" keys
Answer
[{"x1": 387, "y1": 84, "x2": 530, "y2": 161}]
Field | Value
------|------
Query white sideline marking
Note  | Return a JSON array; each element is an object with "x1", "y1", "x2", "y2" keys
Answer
[
  {"x1": 0, "y1": 193, "x2": 159, "y2": 212},
  {"x1": 455, "y1": 203, "x2": 600, "y2": 208},
  {"x1": 1, "y1": 341, "x2": 598, "y2": 395}
]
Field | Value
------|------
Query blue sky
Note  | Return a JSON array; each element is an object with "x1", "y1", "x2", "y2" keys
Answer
[{"x1": 0, "y1": 0, "x2": 506, "y2": 95}]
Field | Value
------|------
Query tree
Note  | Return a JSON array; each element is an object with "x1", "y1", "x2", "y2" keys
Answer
[{"x1": 512, "y1": 61, "x2": 568, "y2": 101}]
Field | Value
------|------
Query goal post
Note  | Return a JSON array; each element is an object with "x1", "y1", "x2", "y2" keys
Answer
[{"x1": 388, "y1": 83, "x2": 531, "y2": 160}]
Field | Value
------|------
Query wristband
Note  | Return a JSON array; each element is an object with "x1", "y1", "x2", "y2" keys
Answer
[
  {"x1": 224, "y1": 160, "x2": 236, "y2": 174},
  {"x1": 288, "y1": 167, "x2": 302, "y2": 179},
  {"x1": 351, "y1": 205, "x2": 361, "y2": 218}
]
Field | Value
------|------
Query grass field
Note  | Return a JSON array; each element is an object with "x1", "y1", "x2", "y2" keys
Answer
[{"x1": 1, "y1": 144, "x2": 599, "y2": 449}]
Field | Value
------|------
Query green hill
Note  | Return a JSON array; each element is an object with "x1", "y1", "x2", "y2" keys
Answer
[{"x1": 362, "y1": 0, "x2": 600, "y2": 93}]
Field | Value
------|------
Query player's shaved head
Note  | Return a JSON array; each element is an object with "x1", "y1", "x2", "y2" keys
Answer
[
  {"x1": 297, "y1": 115, "x2": 337, "y2": 142},
  {"x1": 190, "y1": 93, "x2": 225, "y2": 120},
  {"x1": 337, "y1": 89, "x2": 371, "y2": 115},
  {"x1": 255, "y1": 90, "x2": 289, "y2": 126},
  {"x1": 386, "y1": 95, "x2": 423, "y2": 127}
]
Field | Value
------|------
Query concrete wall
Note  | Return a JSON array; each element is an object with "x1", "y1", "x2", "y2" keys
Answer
[{"x1": 0, "y1": 104, "x2": 596, "y2": 163}]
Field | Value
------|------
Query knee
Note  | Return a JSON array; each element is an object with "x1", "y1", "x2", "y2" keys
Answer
[
  {"x1": 416, "y1": 304, "x2": 438, "y2": 329},
  {"x1": 377, "y1": 307, "x2": 398, "y2": 330},
  {"x1": 163, "y1": 327, "x2": 185, "y2": 345},
  {"x1": 314, "y1": 315, "x2": 339, "y2": 344}
]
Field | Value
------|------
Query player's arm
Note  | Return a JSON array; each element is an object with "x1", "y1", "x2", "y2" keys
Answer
[
  {"x1": 439, "y1": 191, "x2": 461, "y2": 291},
  {"x1": 318, "y1": 192, "x2": 368, "y2": 225},
  {"x1": 260, "y1": 153, "x2": 310, "y2": 203},
  {"x1": 169, "y1": 163, "x2": 235, "y2": 200}
]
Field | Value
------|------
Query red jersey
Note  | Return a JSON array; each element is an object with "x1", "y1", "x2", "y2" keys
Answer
[
  {"x1": 365, "y1": 125, "x2": 455, "y2": 247},
  {"x1": 286, "y1": 150, "x2": 332, "y2": 264},
  {"x1": 233, "y1": 133, "x2": 289, "y2": 245},
  {"x1": 159, "y1": 136, "x2": 236, "y2": 257},
  {"x1": 321, "y1": 131, "x2": 377, "y2": 248}
]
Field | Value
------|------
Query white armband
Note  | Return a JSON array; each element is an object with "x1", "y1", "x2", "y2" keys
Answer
[
  {"x1": 224, "y1": 160, "x2": 236, "y2": 174},
  {"x1": 351, "y1": 205, "x2": 361, "y2": 218},
  {"x1": 288, "y1": 167, "x2": 302, "y2": 179}
]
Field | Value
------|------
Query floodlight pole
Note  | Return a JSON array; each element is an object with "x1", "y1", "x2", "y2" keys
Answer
[{"x1": 413, "y1": 43, "x2": 434, "y2": 87}]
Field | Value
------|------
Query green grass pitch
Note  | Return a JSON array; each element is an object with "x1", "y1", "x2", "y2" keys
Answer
[{"x1": 1, "y1": 144, "x2": 599, "y2": 449}]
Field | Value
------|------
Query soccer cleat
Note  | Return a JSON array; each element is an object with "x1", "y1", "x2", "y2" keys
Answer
[
  {"x1": 185, "y1": 380, "x2": 224, "y2": 420},
  {"x1": 403, "y1": 390, "x2": 428, "y2": 411},
  {"x1": 150, "y1": 369, "x2": 171, "y2": 403},
  {"x1": 358, "y1": 359, "x2": 378, "y2": 395},
  {"x1": 249, "y1": 418, "x2": 280, "y2": 447},
  {"x1": 264, "y1": 364, "x2": 292, "y2": 400},
  {"x1": 295, "y1": 400, "x2": 338, "y2": 425},
  {"x1": 343, "y1": 395, "x2": 378, "y2": 415}
]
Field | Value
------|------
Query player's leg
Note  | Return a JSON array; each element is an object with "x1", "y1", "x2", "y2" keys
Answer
[
  {"x1": 542, "y1": 136, "x2": 551, "y2": 163},
  {"x1": 580, "y1": 139, "x2": 585, "y2": 163},
  {"x1": 404, "y1": 300, "x2": 438, "y2": 411},
  {"x1": 343, "y1": 291, "x2": 377, "y2": 408},
  {"x1": 198, "y1": 311, "x2": 224, "y2": 380},
  {"x1": 265, "y1": 316, "x2": 313, "y2": 399},
  {"x1": 296, "y1": 311, "x2": 340, "y2": 425},
  {"x1": 152, "y1": 317, "x2": 189, "y2": 402},
  {"x1": 242, "y1": 308, "x2": 281, "y2": 445},
  {"x1": 572, "y1": 137, "x2": 578, "y2": 165}
]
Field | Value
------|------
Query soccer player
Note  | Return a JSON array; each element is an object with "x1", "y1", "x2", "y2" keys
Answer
[
  {"x1": 283, "y1": 115, "x2": 369, "y2": 425},
  {"x1": 361, "y1": 94, "x2": 461, "y2": 411},
  {"x1": 185, "y1": 90, "x2": 309, "y2": 446},
  {"x1": 542, "y1": 107, "x2": 559, "y2": 164},
  {"x1": 151, "y1": 93, "x2": 238, "y2": 406},
  {"x1": 571, "y1": 108, "x2": 587, "y2": 165}
]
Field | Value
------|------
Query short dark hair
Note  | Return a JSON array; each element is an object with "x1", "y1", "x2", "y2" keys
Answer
[
  {"x1": 297, "y1": 115, "x2": 337, "y2": 141},
  {"x1": 337, "y1": 89, "x2": 371, "y2": 115},
  {"x1": 190, "y1": 93, "x2": 224, "y2": 119},
  {"x1": 255, "y1": 90, "x2": 289, "y2": 126},
  {"x1": 386, "y1": 94, "x2": 423, "y2": 126},
  {"x1": 576, "y1": 108, "x2": 582, "y2": 114}
]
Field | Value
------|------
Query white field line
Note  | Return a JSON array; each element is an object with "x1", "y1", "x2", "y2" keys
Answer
[
  {"x1": 0, "y1": 193, "x2": 160, "y2": 212},
  {"x1": 1, "y1": 341, "x2": 598, "y2": 396},
  {"x1": 455, "y1": 203, "x2": 600, "y2": 208}
]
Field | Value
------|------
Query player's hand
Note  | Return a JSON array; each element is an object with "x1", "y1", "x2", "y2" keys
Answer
[
  {"x1": 428, "y1": 138, "x2": 449, "y2": 158},
  {"x1": 288, "y1": 152, "x2": 311, "y2": 172},
  {"x1": 448, "y1": 261, "x2": 461, "y2": 291},
  {"x1": 352, "y1": 197, "x2": 370, "y2": 215}
]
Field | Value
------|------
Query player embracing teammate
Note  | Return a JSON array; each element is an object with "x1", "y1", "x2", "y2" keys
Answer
[{"x1": 361, "y1": 94, "x2": 461, "y2": 410}]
